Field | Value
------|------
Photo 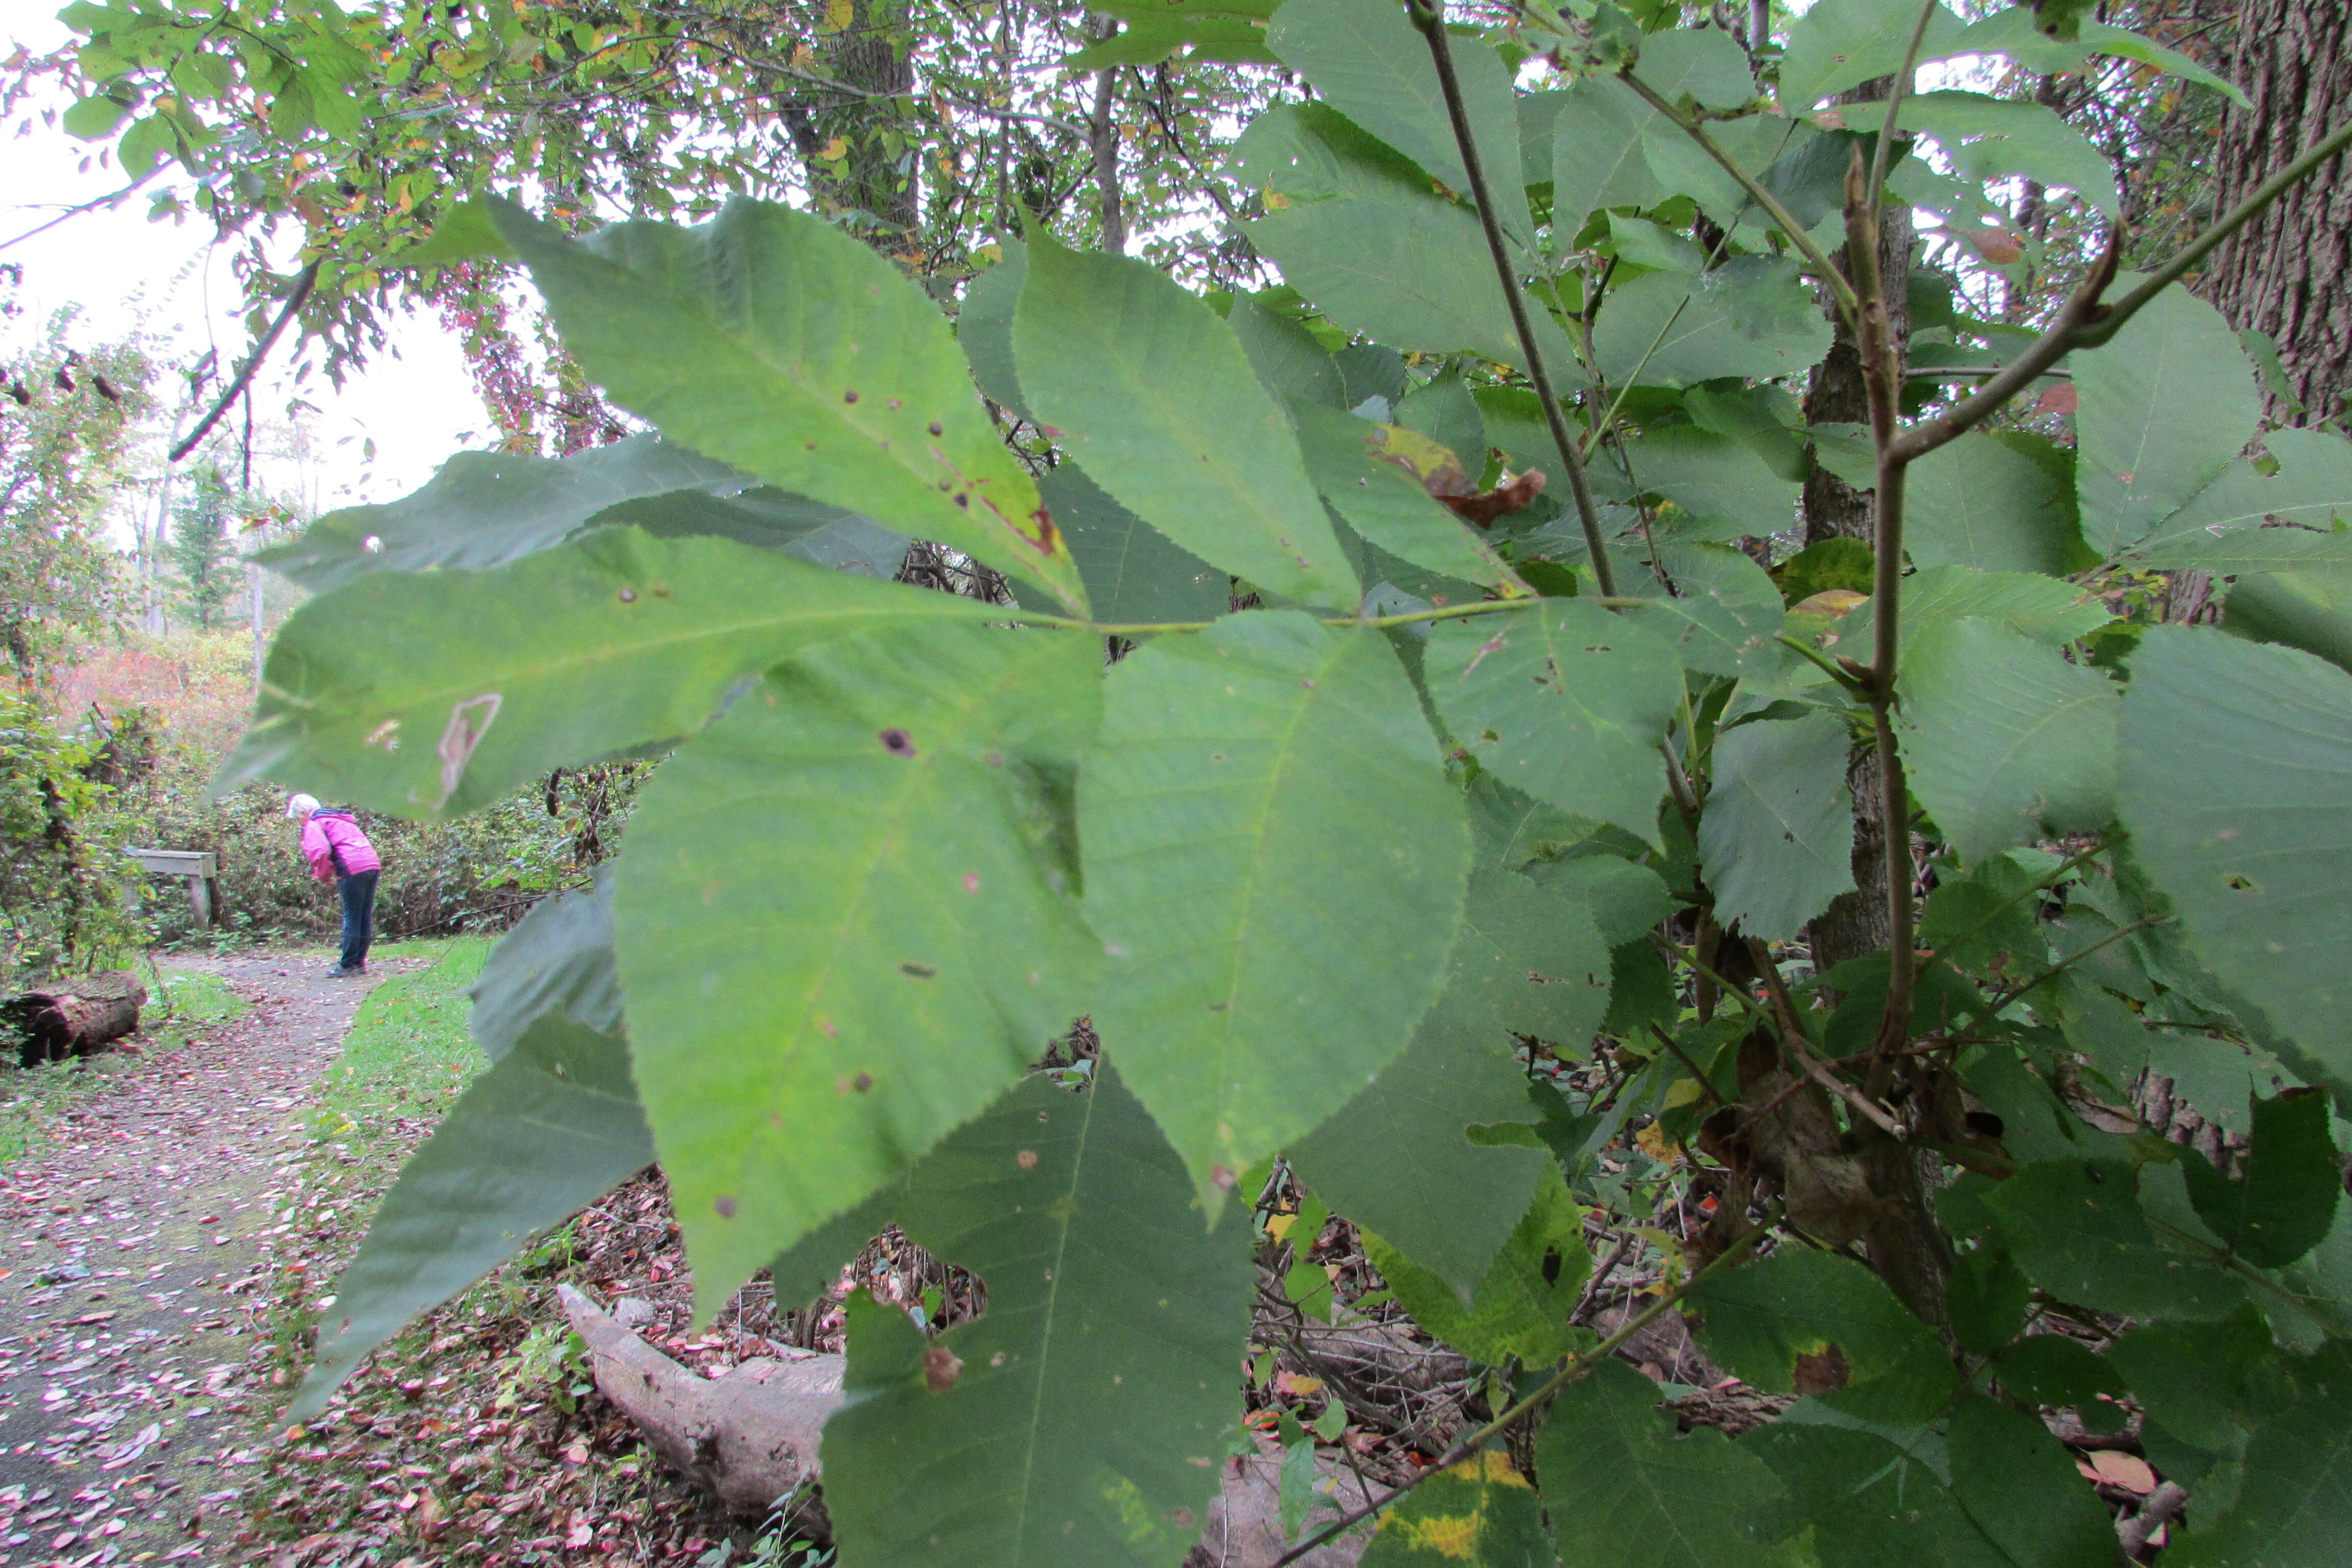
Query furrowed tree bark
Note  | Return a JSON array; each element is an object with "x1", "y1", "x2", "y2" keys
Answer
[
  {"x1": 2199, "y1": 0, "x2": 2352, "y2": 424},
  {"x1": 12, "y1": 970, "x2": 145, "y2": 1065}
]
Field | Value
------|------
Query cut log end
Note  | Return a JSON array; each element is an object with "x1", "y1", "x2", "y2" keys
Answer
[{"x1": 11, "y1": 970, "x2": 146, "y2": 1066}]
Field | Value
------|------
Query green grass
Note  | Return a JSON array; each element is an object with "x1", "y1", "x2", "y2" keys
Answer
[
  {"x1": 0, "y1": 962, "x2": 251, "y2": 1167},
  {"x1": 306, "y1": 937, "x2": 493, "y2": 1142}
]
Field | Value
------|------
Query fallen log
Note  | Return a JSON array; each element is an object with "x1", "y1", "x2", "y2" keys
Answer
[
  {"x1": 11, "y1": 970, "x2": 146, "y2": 1066},
  {"x1": 558, "y1": 1284, "x2": 1372, "y2": 1564}
]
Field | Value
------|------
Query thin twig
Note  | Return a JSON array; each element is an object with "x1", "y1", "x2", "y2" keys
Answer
[
  {"x1": 1865, "y1": 0, "x2": 1943, "y2": 214},
  {"x1": 1649, "y1": 1023, "x2": 1728, "y2": 1107},
  {"x1": 170, "y1": 261, "x2": 321, "y2": 463},
  {"x1": 1266, "y1": 1215, "x2": 1776, "y2": 1568},
  {"x1": 1410, "y1": 0, "x2": 1616, "y2": 596}
]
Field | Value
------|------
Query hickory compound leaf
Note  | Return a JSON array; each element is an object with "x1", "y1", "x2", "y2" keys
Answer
[
  {"x1": 1945, "y1": 1395, "x2": 2122, "y2": 1568},
  {"x1": 1549, "y1": 77, "x2": 1671, "y2": 230},
  {"x1": 2225, "y1": 570, "x2": 2352, "y2": 677},
  {"x1": 2184, "y1": 1089, "x2": 2343, "y2": 1271},
  {"x1": 1358, "y1": 1450, "x2": 1551, "y2": 1568},
  {"x1": 487, "y1": 199, "x2": 1088, "y2": 612},
  {"x1": 1364, "y1": 1167, "x2": 1589, "y2": 1365},
  {"x1": 1265, "y1": 0, "x2": 1533, "y2": 245},
  {"x1": 467, "y1": 871, "x2": 622, "y2": 1060},
  {"x1": 1636, "y1": 541, "x2": 1788, "y2": 678},
  {"x1": 1893, "y1": 92, "x2": 2119, "y2": 217},
  {"x1": 612, "y1": 623, "x2": 1104, "y2": 1311},
  {"x1": 218, "y1": 529, "x2": 994, "y2": 817},
  {"x1": 1423, "y1": 599, "x2": 1685, "y2": 848},
  {"x1": 1286, "y1": 399, "x2": 1528, "y2": 598},
  {"x1": 595, "y1": 485, "x2": 911, "y2": 579},
  {"x1": 1838, "y1": 565, "x2": 2115, "y2": 648},
  {"x1": 1898, "y1": 617, "x2": 2120, "y2": 864},
  {"x1": 957, "y1": 238, "x2": 1032, "y2": 418},
  {"x1": 2118, "y1": 628, "x2": 2352, "y2": 1084},
  {"x1": 293, "y1": 1017, "x2": 652, "y2": 1419},
  {"x1": 1082, "y1": 610, "x2": 1470, "y2": 1207},
  {"x1": 1293, "y1": 867, "x2": 1611, "y2": 1295},
  {"x1": 1538, "y1": 1358, "x2": 1789, "y2": 1568},
  {"x1": 1226, "y1": 99, "x2": 1434, "y2": 208},
  {"x1": 2073, "y1": 284, "x2": 2263, "y2": 557},
  {"x1": 1013, "y1": 237, "x2": 1358, "y2": 611},
  {"x1": 2165, "y1": 1349, "x2": 2352, "y2": 1568},
  {"x1": 1686, "y1": 1248, "x2": 1958, "y2": 1425},
  {"x1": 824, "y1": 1070, "x2": 1253, "y2": 1568},
  {"x1": 255, "y1": 434, "x2": 747, "y2": 591},
  {"x1": 1229, "y1": 295, "x2": 1349, "y2": 409},
  {"x1": 1699, "y1": 709, "x2": 1857, "y2": 944},
  {"x1": 2132, "y1": 425, "x2": 2352, "y2": 559},
  {"x1": 1610, "y1": 426, "x2": 1801, "y2": 542}
]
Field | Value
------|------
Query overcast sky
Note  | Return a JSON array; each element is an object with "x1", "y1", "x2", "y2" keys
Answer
[{"x1": 2, "y1": 0, "x2": 492, "y2": 530}]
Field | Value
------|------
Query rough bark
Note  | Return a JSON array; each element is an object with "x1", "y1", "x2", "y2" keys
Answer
[
  {"x1": 2199, "y1": 0, "x2": 2352, "y2": 425},
  {"x1": 781, "y1": 0, "x2": 921, "y2": 239}
]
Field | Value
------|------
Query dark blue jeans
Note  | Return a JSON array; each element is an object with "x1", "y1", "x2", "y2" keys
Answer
[{"x1": 337, "y1": 869, "x2": 379, "y2": 971}]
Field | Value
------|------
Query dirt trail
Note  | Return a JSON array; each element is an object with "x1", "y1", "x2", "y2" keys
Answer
[{"x1": 0, "y1": 955, "x2": 423, "y2": 1568}]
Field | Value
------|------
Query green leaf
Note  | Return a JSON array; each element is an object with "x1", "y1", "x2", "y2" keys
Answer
[
  {"x1": 1287, "y1": 400, "x2": 1528, "y2": 597},
  {"x1": 1894, "y1": 92, "x2": 2118, "y2": 217},
  {"x1": 1266, "y1": 0, "x2": 1533, "y2": 243},
  {"x1": 1991, "y1": 1334, "x2": 2127, "y2": 1414},
  {"x1": 1358, "y1": 1450, "x2": 1550, "y2": 1568},
  {"x1": 1041, "y1": 462, "x2": 1231, "y2": 626},
  {"x1": 391, "y1": 197, "x2": 519, "y2": 268},
  {"x1": 1250, "y1": 197, "x2": 1583, "y2": 382},
  {"x1": 293, "y1": 1018, "x2": 652, "y2": 1419},
  {"x1": 61, "y1": 91, "x2": 133, "y2": 139},
  {"x1": 1614, "y1": 426, "x2": 1801, "y2": 541},
  {"x1": 823, "y1": 1070, "x2": 1253, "y2": 1568},
  {"x1": 1395, "y1": 371, "x2": 1487, "y2": 465},
  {"x1": 2135, "y1": 426, "x2": 2352, "y2": 561},
  {"x1": 1779, "y1": 0, "x2": 1968, "y2": 111},
  {"x1": 613, "y1": 623, "x2": 1104, "y2": 1309},
  {"x1": 1956, "y1": 9, "x2": 2249, "y2": 107},
  {"x1": 1229, "y1": 100, "x2": 1434, "y2": 207},
  {"x1": 599, "y1": 485, "x2": 910, "y2": 579},
  {"x1": 468, "y1": 875, "x2": 622, "y2": 1060},
  {"x1": 2118, "y1": 628, "x2": 2352, "y2": 1087},
  {"x1": 1639, "y1": 542, "x2": 1788, "y2": 677},
  {"x1": 1635, "y1": 24, "x2": 1759, "y2": 110},
  {"x1": 958, "y1": 240, "x2": 1031, "y2": 418},
  {"x1": 2224, "y1": 571, "x2": 2352, "y2": 677},
  {"x1": 2074, "y1": 284, "x2": 2262, "y2": 556},
  {"x1": 255, "y1": 436, "x2": 747, "y2": 591},
  {"x1": 2165, "y1": 1355, "x2": 2352, "y2": 1568},
  {"x1": 1550, "y1": 78, "x2": 1670, "y2": 228},
  {"x1": 1425, "y1": 600, "x2": 1684, "y2": 847},
  {"x1": 1944, "y1": 1394, "x2": 2121, "y2": 1568},
  {"x1": 1906, "y1": 431, "x2": 2080, "y2": 576},
  {"x1": 1982, "y1": 1158, "x2": 2247, "y2": 1321},
  {"x1": 1538, "y1": 1358, "x2": 1787, "y2": 1568},
  {"x1": 1745, "y1": 1420, "x2": 2035, "y2": 1568},
  {"x1": 1699, "y1": 709, "x2": 1857, "y2": 943},
  {"x1": 1528, "y1": 851, "x2": 1676, "y2": 944},
  {"x1": 1292, "y1": 867, "x2": 1610, "y2": 1294},
  {"x1": 1594, "y1": 259, "x2": 1833, "y2": 389},
  {"x1": 1920, "y1": 854, "x2": 2048, "y2": 982},
  {"x1": 1083, "y1": 610, "x2": 1469, "y2": 1203},
  {"x1": 1843, "y1": 564, "x2": 2114, "y2": 647},
  {"x1": 1015, "y1": 237, "x2": 1357, "y2": 611},
  {"x1": 1898, "y1": 616, "x2": 2119, "y2": 864},
  {"x1": 489, "y1": 198, "x2": 1089, "y2": 612},
  {"x1": 2184, "y1": 1088, "x2": 2342, "y2": 1270},
  {"x1": 1948, "y1": 1245, "x2": 2033, "y2": 1357},
  {"x1": 1364, "y1": 1168, "x2": 1588, "y2": 1364},
  {"x1": 219, "y1": 530, "x2": 992, "y2": 816},
  {"x1": 2103, "y1": 1308, "x2": 2274, "y2": 1454},
  {"x1": 1229, "y1": 295, "x2": 1347, "y2": 408},
  {"x1": 1686, "y1": 1248, "x2": 1957, "y2": 1424}
]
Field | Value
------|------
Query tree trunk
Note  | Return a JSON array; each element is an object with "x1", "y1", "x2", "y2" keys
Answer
[
  {"x1": 782, "y1": 0, "x2": 921, "y2": 241},
  {"x1": 12, "y1": 971, "x2": 146, "y2": 1065},
  {"x1": 2199, "y1": 0, "x2": 2352, "y2": 425},
  {"x1": 1801, "y1": 152, "x2": 1914, "y2": 975}
]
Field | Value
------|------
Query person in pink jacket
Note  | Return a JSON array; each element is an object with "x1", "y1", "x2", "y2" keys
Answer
[{"x1": 288, "y1": 793, "x2": 382, "y2": 976}]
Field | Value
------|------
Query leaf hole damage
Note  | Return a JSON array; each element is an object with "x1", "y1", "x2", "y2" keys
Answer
[
  {"x1": 881, "y1": 727, "x2": 916, "y2": 756},
  {"x1": 2224, "y1": 872, "x2": 2260, "y2": 893}
]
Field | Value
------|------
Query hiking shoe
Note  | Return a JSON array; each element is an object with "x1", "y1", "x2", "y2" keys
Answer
[{"x1": 325, "y1": 964, "x2": 365, "y2": 978}]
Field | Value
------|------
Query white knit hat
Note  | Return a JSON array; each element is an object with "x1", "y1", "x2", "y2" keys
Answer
[{"x1": 286, "y1": 793, "x2": 321, "y2": 820}]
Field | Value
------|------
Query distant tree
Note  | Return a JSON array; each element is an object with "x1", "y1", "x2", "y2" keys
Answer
[
  {"x1": 166, "y1": 465, "x2": 242, "y2": 632},
  {"x1": 0, "y1": 291, "x2": 155, "y2": 683}
]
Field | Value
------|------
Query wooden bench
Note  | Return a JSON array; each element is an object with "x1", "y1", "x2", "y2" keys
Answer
[{"x1": 126, "y1": 848, "x2": 220, "y2": 926}]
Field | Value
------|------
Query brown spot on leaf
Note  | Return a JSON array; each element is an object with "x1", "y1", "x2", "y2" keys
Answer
[
  {"x1": 844, "y1": 389, "x2": 860, "y2": 403},
  {"x1": 881, "y1": 728, "x2": 916, "y2": 755},
  {"x1": 1794, "y1": 1344, "x2": 1850, "y2": 1394},
  {"x1": 1016, "y1": 1149, "x2": 1039, "y2": 1170},
  {"x1": 713, "y1": 1195, "x2": 738, "y2": 1219},
  {"x1": 618, "y1": 587, "x2": 638, "y2": 603},
  {"x1": 923, "y1": 1345, "x2": 964, "y2": 1393}
]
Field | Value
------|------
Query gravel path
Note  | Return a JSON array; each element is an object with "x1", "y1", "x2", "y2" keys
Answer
[{"x1": 0, "y1": 955, "x2": 425, "y2": 1568}]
